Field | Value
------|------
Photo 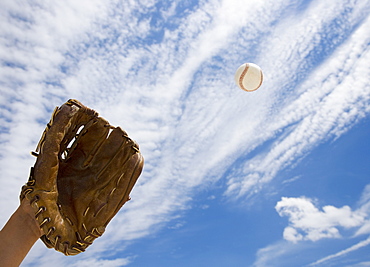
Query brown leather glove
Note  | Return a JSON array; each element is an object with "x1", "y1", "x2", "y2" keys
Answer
[{"x1": 20, "y1": 99, "x2": 144, "y2": 255}]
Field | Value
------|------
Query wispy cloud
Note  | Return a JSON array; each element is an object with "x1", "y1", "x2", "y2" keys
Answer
[
  {"x1": 252, "y1": 240, "x2": 307, "y2": 267},
  {"x1": 309, "y1": 236, "x2": 370, "y2": 266},
  {"x1": 224, "y1": 1, "x2": 370, "y2": 198},
  {"x1": 1, "y1": 0, "x2": 369, "y2": 266}
]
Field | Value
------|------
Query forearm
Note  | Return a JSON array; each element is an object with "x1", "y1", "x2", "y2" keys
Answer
[{"x1": 0, "y1": 200, "x2": 42, "y2": 267}]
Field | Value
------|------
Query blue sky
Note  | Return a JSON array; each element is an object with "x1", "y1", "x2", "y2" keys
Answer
[{"x1": 1, "y1": 0, "x2": 370, "y2": 266}]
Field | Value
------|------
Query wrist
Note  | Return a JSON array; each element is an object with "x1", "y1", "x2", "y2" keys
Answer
[{"x1": 19, "y1": 199, "x2": 43, "y2": 238}]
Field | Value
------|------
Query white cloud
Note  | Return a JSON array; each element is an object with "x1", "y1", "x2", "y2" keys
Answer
[
  {"x1": 276, "y1": 197, "x2": 365, "y2": 242},
  {"x1": 282, "y1": 226, "x2": 304, "y2": 243},
  {"x1": 258, "y1": 184, "x2": 370, "y2": 266},
  {"x1": 275, "y1": 183, "x2": 370, "y2": 245}
]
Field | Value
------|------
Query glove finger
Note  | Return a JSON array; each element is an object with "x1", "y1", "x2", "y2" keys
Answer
[
  {"x1": 67, "y1": 117, "x2": 110, "y2": 168},
  {"x1": 82, "y1": 152, "x2": 143, "y2": 232},
  {"x1": 88, "y1": 127, "x2": 136, "y2": 175},
  {"x1": 34, "y1": 103, "x2": 79, "y2": 190},
  {"x1": 106, "y1": 152, "x2": 144, "y2": 219}
]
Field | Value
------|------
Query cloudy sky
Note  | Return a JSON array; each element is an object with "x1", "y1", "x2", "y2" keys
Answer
[{"x1": 1, "y1": 0, "x2": 370, "y2": 266}]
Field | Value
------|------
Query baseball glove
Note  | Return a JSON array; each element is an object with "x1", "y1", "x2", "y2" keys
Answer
[{"x1": 20, "y1": 99, "x2": 144, "y2": 256}]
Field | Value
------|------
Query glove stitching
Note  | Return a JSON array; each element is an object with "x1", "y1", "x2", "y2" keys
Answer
[
  {"x1": 39, "y1": 217, "x2": 50, "y2": 228},
  {"x1": 34, "y1": 206, "x2": 46, "y2": 218},
  {"x1": 65, "y1": 216, "x2": 73, "y2": 226},
  {"x1": 46, "y1": 227, "x2": 55, "y2": 237},
  {"x1": 83, "y1": 207, "x2": 90, "y2": 217}
]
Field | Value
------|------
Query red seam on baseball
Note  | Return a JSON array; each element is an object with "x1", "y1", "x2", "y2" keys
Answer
[
  {"x1": 239, "y1": 64, "x2": 249, "y2": 91},
  {"x1": 257, "y1": 69, "x2": 263, "y2": 90}
]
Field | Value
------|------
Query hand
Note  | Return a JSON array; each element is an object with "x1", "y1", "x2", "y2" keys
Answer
[{"x1": 0, "y1": 199, "x2": 43, "y2": 267}]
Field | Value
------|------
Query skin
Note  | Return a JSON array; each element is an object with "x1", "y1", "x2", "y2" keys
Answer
[{"x1": 0, "y1": 199, "x2": 42, "y2": 267}]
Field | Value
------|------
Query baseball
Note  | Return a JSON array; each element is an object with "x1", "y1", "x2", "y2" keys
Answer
[{"x1": 234, "y1": 63, "x2": 263, "y2": 92}]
